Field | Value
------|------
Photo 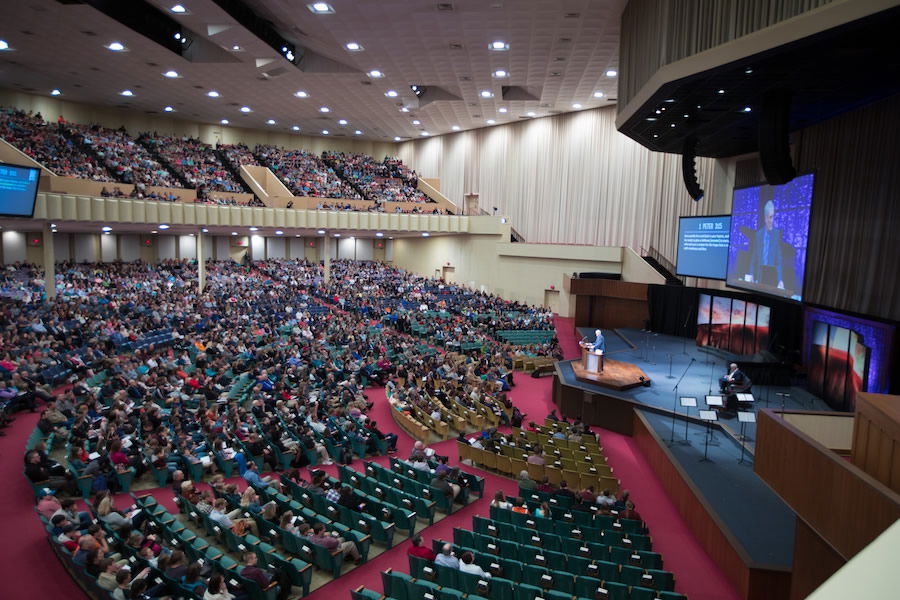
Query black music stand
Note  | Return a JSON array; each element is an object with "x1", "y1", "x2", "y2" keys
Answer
[
  {"x1": 776, "y1": 392, "x2": 791, "y2": 416},
  {"x1": 737, "y1": 411, "x2": 756, "y2": 465},
  {"x1": 679, "y1": 397, "x2": 696, "y2": 445},
  {"x1": 699, "y1": 410, "x2": 718, "y2": 463},
  {"x1": 704, "y1": 395, "x2": 723, "y2": 446}
]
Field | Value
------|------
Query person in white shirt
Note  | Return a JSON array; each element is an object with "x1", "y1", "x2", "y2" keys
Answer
[
  {"x1": 459, "y1": 551, "x2": 490, "y2": 578},
  {"x1": 435, "y1": 543, "x2": 459, "y2": 568}
]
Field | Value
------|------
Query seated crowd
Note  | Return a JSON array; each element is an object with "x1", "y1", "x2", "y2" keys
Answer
[
  {"x1": 323, "y1": 151, "x2": 432, "y2": 204},
  {"x1": 142, "y1": 135, "x2": 244, "y2": 193},
  {"x1": 256, "y1": 145, "x2": 361, "y2": 200},
  {"x1": 67, "y1": 123, "x2": 176, "y2": 188}
]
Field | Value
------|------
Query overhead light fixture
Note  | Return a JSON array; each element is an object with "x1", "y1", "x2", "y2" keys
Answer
[
  {"x1": 333, "y1": 233, "x2": 341, "y2": 237},
  {"x1": 317, "y1": 229, "x2": 326, "y2": 234},
  {"x1": 745, "y1": 67, "x2": 753, "y2": 74},
  {"x1": 412, "y1": 119, "x2": 421, "y2": 125},
  {"x1": 231, "y1": 232, "x2": 238, "y2": 236},
  {"x1": 421, "y1": 232, "x2": 430, "y2": 237},
  {"x1": 742, "y1": 106, "x2": 752, "y2": 112},
  {"x1": 249, "y1": 227, "x2": 258, "y2": 232},
  {"x1": 266, "y1": 119, "x2": 276, "y2": 125},
  {"x1": 163, "y1": 70, "x2": 179, "y2": 78},
  {"x1": 338, "y1": 119, "x2": 348, "y2": 125},
  {"x1": 376, "y1": 232, "x2": 384, "y2": 237},
  {"x1": 670, "y1": 123, "x2": 676, "y2": 128},
  {"x1": 295, "y1": 91, "x2": 309, "y2": 98},
  {"x1": 493, "y1": 69, "x2": 508, "y2": 78},
  {"x1": 170, "y1": 4, "x2": 187, "y2": 14},
  {"x1": 718, "y1": 89, "x2": 725, "y2": 94},
  {"x1": 321, "y1": 129, "x2": 329, "y2": 135},
  {"x1": 240, "y1": 106, "x2": 252, "y2": 113},
  {"x1": 368, "y1": 70, "x2": 384, "y2": 78},
  {"x1": 207, "y1": 90, "x2": 220, "y2": 98},
  {"x1": 394, "y1": 136, "x2": 402, "y2": 141},
  {"x1": 354, "y1": 130, "x2": 363, "y2": 135},
  {"x1": 652, "y1": 134, "x2": 659, "y2": 138},
  {"x1": 319, "y1": 106, "x2": 330, "y2": 112},
  {"x1": 275, "y1": 230, "x2": 284, "y2": 235},
  {"x1": 593, "y1": 91, "x2": 604, "y2": 98},
  {"x1": 664, "y1": 98, "x2": 675, "y2": 103},
  {"x1": 151, "y1": 230, "x2": 158, "y2": 234},
  {"x1": 159, "y1": 224, "x2": 170, "y2": 230},
  {"x1": 526, "y1": 111, "x2": 536, "y2": 117},
  {"x1": 231, "y1": 45, "x2": 242, "y2": 51},
  {"x1": 120, "y1": 90, "x2": 134, "y2": 97},
  {"x1": 220, "y1": 119, "x2": 229, "y2": 124},
  {"x1": 345, "y1": 42, "x2": 363, "y2": 51},
  {"x1": 486, "y1": 119, "x2": 496, "y2": 124},
  {"x1": 292, "y1": 125, "x2": 300, "y2": 131},
  {"x1": 308, "y1": 2, "x2": 334, "y2": 14},
  {"x1": 572, "y1": 103, "x2": 582, "y2": 109},
  {"x1": 164, "y1": 106, "x2": 175, "y2": 112},
  {"x1": 498, "y1": 107, "x2": 507, "y2": 113},
  {"x1": 201, "y1": 228, "x2": 209, "y2": 233},
  {"x1": 106, "y1": 42, "x2": 126, "y2": 52},
  {"x1": 399, "y1": 107, "x2": 410, "y2": 113},
  {"x1": 606, "y1": 69, "x2": 617, "y2": 77},
  {"x1": 50, "y1": 89, "x2": 61, "y2": 96},
  {"x1": 385, "y1": 90, "x2": 399, "y2": 97},
  {"x1": 489, "y1": 40, "x2": 509, "y2": 51},
  {"x1": 451, "y1": 125, "x2": 461, "y2": 131},
  {"x1": 683, "y1": 114, "x2": 689, "y2": 118},
  {"x1": 480, "y1": 90, "x2": 494, "y2": 98},
  {"x1": 102, "y1": 226, "x2": 112, "y2": 232},
  {"x1": 0, "y1": 40, "x2": 10, "y2": 51},
  {"x1": 420, "y1": 131, "x2": 430, "y2": 136}
]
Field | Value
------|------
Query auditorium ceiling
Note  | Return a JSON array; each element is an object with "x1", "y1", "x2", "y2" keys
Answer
[{"x1": 0, "y1": 0, "x2": 625, "y2": 141}]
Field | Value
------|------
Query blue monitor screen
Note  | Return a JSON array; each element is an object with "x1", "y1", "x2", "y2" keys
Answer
[
  {"x1": 675, "y1": 215, "x2": 731, "y2": 280},
  {"x1": 726, "y1": 173, "x2": 814, "y2": 302},
  {"x1": 0, "y1": 162, "x2": 40, "y2": 217}
]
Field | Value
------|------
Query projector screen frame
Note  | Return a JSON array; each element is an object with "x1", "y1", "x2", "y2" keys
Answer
[
  {"x1": 0, "y1": 161, "x2": 41, "y2": 219},
  {"x1": 675, "y1": 213, "x2": 733, "y2": 280}
]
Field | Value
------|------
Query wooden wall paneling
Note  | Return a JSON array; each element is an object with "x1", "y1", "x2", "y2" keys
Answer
[
  {"x1": 788, "y1": 518, "x2": 846, "y2": 600},
  {"x1": 852, "y1": 393, "x2": 900, "y2": 495}
]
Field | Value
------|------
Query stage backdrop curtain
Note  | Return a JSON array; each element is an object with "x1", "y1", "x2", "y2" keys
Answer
[{"x1": 397, "y1": 106, "x2": 718, "y2": 253}]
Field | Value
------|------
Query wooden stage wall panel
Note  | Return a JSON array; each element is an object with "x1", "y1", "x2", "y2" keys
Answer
[
  {"x1": 632, "y1": 411, "x2": 792, "y2": 600},
  {"x1": 788, "y1": 518, "x2": 845, "y2": 600},
  {"x1": 570, "y1": 280, "x2": 649, "y2": 330},
  {"x1": 755, "y1": 409, "x2": 900, "y2": 560},
  {"x1": 553, "y1": 375, "x2": 635, "y2": 435},
  {"x1": 852, "y1": 392, "x2": 900, "y2": 495}
]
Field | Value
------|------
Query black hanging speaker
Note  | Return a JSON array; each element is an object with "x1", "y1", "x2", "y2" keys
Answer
[
  {"x1": 758, "y1": 89, "x2": 797, "y2": 185},
  {"x1": 681, "y1": 136, "x2": 704, "y2": 201}
]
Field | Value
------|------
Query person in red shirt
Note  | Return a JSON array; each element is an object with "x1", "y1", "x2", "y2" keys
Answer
[{"x1": 408, "y1": 535, "x2": 437, "y2": 561}]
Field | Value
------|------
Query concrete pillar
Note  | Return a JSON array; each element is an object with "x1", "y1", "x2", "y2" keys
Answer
[
  {"x1": 197, "y1": 229, "x2": 206, "y2": 293},
  {"x1": 43, "y1": 223, "x2": 56, "y2": 300}
]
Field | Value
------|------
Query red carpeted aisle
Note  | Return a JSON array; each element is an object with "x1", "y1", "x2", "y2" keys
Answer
[{"x1": 4, "y1": 315, "x2": 740, "y2": 600}]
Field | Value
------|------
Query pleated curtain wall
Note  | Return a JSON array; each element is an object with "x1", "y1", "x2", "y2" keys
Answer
[{"x1": 397, "y1": 106, "x2": 719, "y2": 255}]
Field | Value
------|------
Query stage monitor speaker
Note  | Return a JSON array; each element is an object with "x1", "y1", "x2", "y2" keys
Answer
[
  {"x1": 681, "y1": 136, "x2": 704, "y2": 201},
  {"x1": 759, "y1": 89, "x2": 797, "y2": 185}
]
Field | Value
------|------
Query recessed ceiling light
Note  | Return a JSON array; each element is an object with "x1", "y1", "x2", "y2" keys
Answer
[
  {"x1": 420, "y1": 131, "x2": 430, "y2": 136},
  {"x1": 421, "y1": 232, "x2": 430, "y2": 237},
  {"x1": 294, "y1": 91, "x2": 309, "y2": 98},
  {"x1": 572, "y1": 103, "x2": 582, "y2": 109},
  {"x1": 321, "y1": 130, "x2": 329, "y2": 135},
  {"x1": 645, "y1": 117, "x2": 657, "y2": 122},
  {"x1": 653, "y1": 134, "x2": 659, "y2": 138},
  {"x1": 220, "y1": 119, "x2": 229, "y2": 125},
  {"x1": 102, "y1": 226, "x2": 112, "y2": 232},
  {"x1": 451, "y1": 125, "x2": 461, "y2": 131},
  {"x1": 718, "y1": 89, "x2": 725, "y2": 94},
  {"x1": 266, "y1": 119, "x2": 275, "y2": 125},
  {"x1": 683, "y1": 114, "x2": 689, "y2": 118},
  {"x1": 317, "y1": 229, "x2": 326, "y2": 234},
  {"x1": 275, "y1": 230, "x2": 284, "y2": 235},
  {"x1": 50, "y1": 89, "x2": 61, "y2": 96},
  {"x1": 526, "y1": 111, "x2": 536, "y2": 117},
  {"x1": 745, "y1": 67, "x2": 753, "y2": 74},
  {"x1": 489, "y1": 40, "x2": 509, "y2": 51},
  {"x1": 106, "y1": 42, "x2": 126, "y2": 52},
  {"x1": 655, "y1": 110, "x2": 661, "y2": 114},
  {"x1": 120, "y1": 90, "x2": 134, "y2": 97},
  {"x1": 333, "y1": 233, "x2": 341, "y2": 237},
  {"x1": 0, "y1": 40, "x2": 10, "y2": 51},
  {"x1": 338, "y1": 119, "x2": 348, "y2": 125},
  {"x1": 399, "y1": 107, "x2": 410, "y2": 113},
  {"x1": 394, "y1": 136, "x2": 402, "y2": 141},
  {"x1": 207, "y1": 90, "x2": 220, "y2": 98},
  {"x1": 593, "y1": 91, "x2": 604, "y2": 98},
  {"x1": 249, "y1": 227, "x2": 258, "y2": 232},
  {"x1": 164, "y1": 106, "x2": 175, "y2": 112},
  {"x1": 498, "y1": 107, "x2": 507, "y2": 113},
  {"x1": 345, "y1": 42, "x2": 363, "y2": 51},
  {"x1": 486, "y1": 119, "x2": 496, "y2": 124},
  {"x1": 170, "y1": 4, "x2": 187, "y2": 13},
  {"x1": 151, "y1": 230, "x2": 158, "y2": 234},
  {"x1": 412, "y1": 119, "x2": 421, "y2": 125},
  {"x1": 308, "y1": 2, "x2": 334, "y2": 14},
  {"x1": 493, "y1": 69, "x2": 508, "y2": 78},
  {"x1": 319, "y1": 106, "x2": 330, "y2": 113},
  {"x1": 201, "y1": 228, "x2": 209, "y2": 233},
  {"x1": 664, "y1": 98, "x2": 675, "y2": 103},
  {"x1": 159, "y1": 224, "x2": 170, "y2": 230},
  {"x1": 376, "y1": 232, "x2": 384, "y2": 237},
  {"x1": 231, "y1": 232, "x2": 238, "y2": 236},
  {"x1": 670, "y1": 123, "x2": 676, "y2": 128},
  {"x1": 743, "y1": 106, "x2": 752, "y2": 112},
  {"x1": 385, "y1": 90, "x2": 399, "y2": 98},
  {"x1": 240, "y1": 106, "x2": 252, "y2": 113},
  {"x1": 292, "y1": 125, "x2": 300, "y2": 131},
  {"x1": 163, "y1": 70, "x2": 179, "y2": 78},
  {"x1": 231, "y1": 45, "x2": 242, "y2": 51},
  {"x1": 368, "y1": 70, "x2": 384, "y2": 78},
  {"x1": 606, "y1": 69, "x2": 617, "y2": 77},
  {"x1": 354, "y1": 130, "x2": 363, "y2": 135},
  {"x1": 480, "y1": 90, "x2": 494, "y2": 98}
]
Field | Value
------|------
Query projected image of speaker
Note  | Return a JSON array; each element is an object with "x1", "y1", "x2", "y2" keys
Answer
[{"x1": 0, "y1": 162, "x2": 40, "y2": 218}]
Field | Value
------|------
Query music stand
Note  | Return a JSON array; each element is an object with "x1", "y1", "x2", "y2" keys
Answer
[
  {"x1": 737, "y1": 412, "x2": 756, "y2": 465},
  {"x1": 776, "y1": 392, "x2": 790, "y2": 417},
  {"x1": 698, "y1": 410, "x2": 718, "y2": 462},
  {"x1": 679, "y1": 397, "x2": 696, "y2": 444},
  {"x1": 736, "y1": 392, "x2": 754, "y2": 412},
  {"x1": 704, "y1": 396, "x2": 723, "y2": 445}
]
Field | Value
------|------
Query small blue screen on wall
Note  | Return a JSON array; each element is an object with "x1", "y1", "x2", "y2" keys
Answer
[
  {"x1": 0, "y1": 162, "x2": 40, "y2": 218},
  {"x1": 675, "y1": 215, "x2": 732, "y2": 279}
]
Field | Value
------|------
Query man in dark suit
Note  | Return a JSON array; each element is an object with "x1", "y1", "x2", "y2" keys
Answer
[
  {"x1": 719, "y1": 363, "x2": 746, "y2": 394},
  {"x1": 749, "y1": 200, "x2": 784, "y2": 289}
]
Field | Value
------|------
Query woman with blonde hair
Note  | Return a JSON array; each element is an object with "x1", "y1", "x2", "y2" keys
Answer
[{"x1": 97, "y1": 491, "x2": 147, "y2": 531}]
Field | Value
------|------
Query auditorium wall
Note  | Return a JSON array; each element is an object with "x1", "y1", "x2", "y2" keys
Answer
[{"x1": 0, "y1": 89, "x2": 397, "y2": 160}]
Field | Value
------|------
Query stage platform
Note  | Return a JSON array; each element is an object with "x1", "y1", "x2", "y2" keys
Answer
[
  {"x1": 572, "y1": 357, "x2": 650, "y2": 390},
  {"x1": 554, "y1": 327, "x2": 838, "y2": 600}
]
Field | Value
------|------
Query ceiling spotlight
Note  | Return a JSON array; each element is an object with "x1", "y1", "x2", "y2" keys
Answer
[
  {"x1": 50, "y1": 89, "x2": 61, "y2": 96},
  {"x1": 119, "y1": 90, "x2": 134, "y2": 97},
  {"x1": 102, "y1": 226, "x2": 112, "y2": 232},
  {"x1": 249, "y1": 227, "x2": 258, "y2": 232},
  {"x1": 376, "y1": 232, "x2": 384, "y2": 237},
  {"x1": 321, "y1": 130, "x2": 329, "y2": 135},
  {"x1": 201, "y1": 228, "x2": 209, "y2": 233},
  {"x1": 368, "y1": 70, "x2": 384, "y2": 79},
  {"x1": 399, "y1": 107, "x2": 410, "y2": 113},
  {"x1": 718, "y1": 89, "x2": 725, "y2": 94},
  {"x1": 393, "y1": 136, "x2": 402, "y2": 141},
  {"x1": 572, "y1": 103, "x2": 582, "y2": 109},
  {"x1": 164, "y1": 106, "x2": 175, "y2": 112},
  {"x1": 743, "y1": 106, "x2": 752, "y2": 112},
  {"x1": 151, "y1": 230, "x2": 158, "y2": 234},
  {"x1": 745, "y1": 67, "x2": 753, "y2": 74},
  {"x1": 606, "y1": 69, "x2": 617, "y2": 77},
  {"x1": 231, "y1": 232, "x2": 237, "y2": 236},
  {"x1": 163, "y1": 70, "x2": 179, "y2": 78},
  {"x1": 412, "y1": 119, "x2": 421, "y2": 125},
  {"x1": 308, "y1": 2, "x2": 334, "y2": 14},
  {"x1": 645, "y1": 117, "x2": 657, "y2": 122},
  {"x1": 294, "y1": 91, "x2": 309, "y2": 98},
  {"x1": 683, "y1": 114, "x2": 689, "y2": 118},
  {"x1": 489, "y1": 40, "x2": 509, "y2": 51},
  {"x1": 493, "y1": 69, "x2": 508, "y2": 78},
  {"x1": 498, "y1": 107, "x2": 507, "y2": 113},
  {"x1": 159, "y1": 224, "x2": 170, "y2": 230},
  {"x1": 354, "y1": 130, "x2": 363, "y2": 135},
  {"x1": 670, "y1": 123, "x2": 676, "y2": 128},
  {"x1": 317, "y1": 230, "x2": 325, "y2": 234},
  {"x1": 174, "y1": 33, "x2": 182, "y2": 40},
  {"x1": 385, "y1": 90, "x2": 399, "y2": 97},
  {"x1": 486, "y1": 119, "x2": 496, "y2": 124},
  {"x1": 266, "y1": 119, "x2": 275, "y2": 125},
  {"x1": 345, "y1": 42, "x2": 363, "y2": 51},
  {"x1": 338, "y1": 119, "x2": 348, "y2": 125},
  {"x1": 420, "y1": 131, "x2": 430, "y2": 136},
  {"x1": 593, "y1": 91, "x2": 604, "y2": 98},
  {"x1": 207, "y1": 90, "x2": 220, "y2": 98},
  {"x1": 106, "y1": 42, "x2": 126, "y2": 51},
  {"x1": 240, "y1": 106, "x2": 252, "y2": 113},
  {"x1": 480, "y1": 90, "x2": 494, "y2": 98},
  {"x1": 275, "y1": 230, "x2": 284, "y2": 235},
  {"x1": 319, "y1": 106, "x2": 330, "y2": 112},
  {"x1": 421, "y1": 232, "x2": 430, "y2": 237},
  {"x1": 655, "y1": 110, "x2": 661, "y2": 114},
  {"x1": 653, "y1": 134, "x2": 659, "y2": 138},
  {"x1": 526, "y1": 111, "x2": 536, "y2": 117},
  {"x1": 220, "y1": 119, "x2": 229, "y2": 125},
  {"x1": 170, "y1": 5, "x2": 187, "y2": 13},
  {"x1": 451, "y1": 125, "x2": 461, "y2": 131},
  {"x1": 292, "y1": 125, "x2": 300, "y2": 131},
  {"x1": 231, "y1": 45, "x2": 242, "y2": 51},
  {"x1": 333, "y1": 233, "x2": 341, "y2": 237}
]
